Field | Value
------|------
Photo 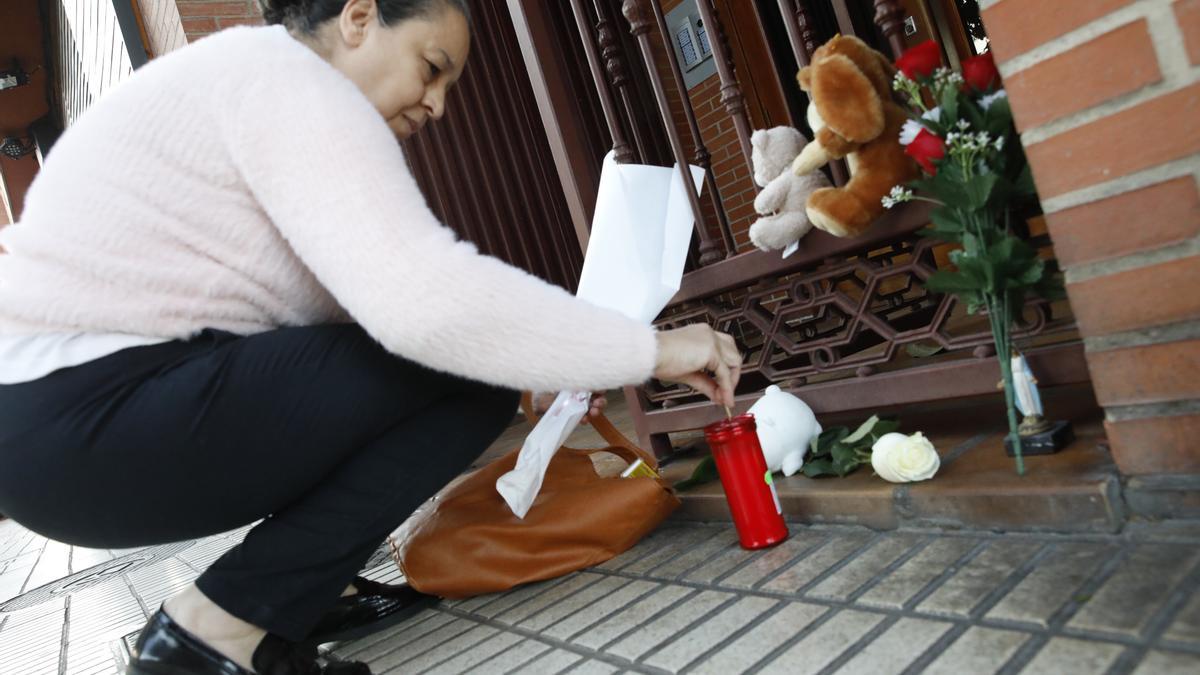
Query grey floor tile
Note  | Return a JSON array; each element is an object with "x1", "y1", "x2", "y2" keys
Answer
[
  {"x1": 691, "y1": 601, "x2": 826, "y2": 674},
  {"x1": 833, "y1": 617, "x2": 953, "y2": 674},
  {"x1": 652, "y1": 530, "x2": 740, "y2": 580},
  {"x1": 682, "y1": 542, "x2": 760, "y2": 585},
  {"x1": 923, "y1": 626, "x2": 1029, "y2": 675},
  {"x1": 986, "y1": 542, "x2": 1115, "y2": 627},
  {"x1": 644, "y1": 595, "x2": 778, "y2": 672},
  {"x1": 718, "y1": 533, "x2": 824, "y2": 591},
  {"x1": 856, "y1": 537, "x2": 980, "y2": 610},
  {"x1": 1019, "y1": 637, "x2": 1125, "y2": 674},
  {"x1": 917, "y1": 540, "x2": 1041, "y2": 618},
  {"x1": 604, "y1": 589, "x2": 732, "y2": 661},
  {"x1": 470, "y1": 639, "x2": 552, "y2": 674},
  {"x1": 621, "y1": 527, "x2": 723, "y2": 576},
  {"x1": 498, "y1": 574, "x2": 601, "y2": 627},
  {"x1": 382, "y1": 623, "x2": 498, "y2": 673},
  {"x1": 467, "y1": 577, "x2": 569, "y2": 619},
  {"x1": 542, "y1": 579, "x2": 657, "y2": 641},
  {"x1": 23, "y1": 540, "x2": 71, "y2": 591},
  {"x1": 512, "y1": 648, "x2": 583, "y2": 674},
  {"x1": 1068, "y1": 544, "x2": 1199, "y2": 638},
  {"x1": 570, "y1": 584, "x2": 693, "y2": 651},
  {"x1": 1131, "y1": 649, "x2": 1200, "y2": 674},
  {"x1": 1163, "y1": 587, "x2": 1200, "y2": 644},
  {"x1": 808, "y1": 535, "x2": 921, "y2": 601},
  {"x1": 367, "y1": 617, "x2": 483, "y2": 672},
  {"x1": 595, "y1": 528, "x2": 680, "y2": 572},
  {"x1": 566, "y1": 661, "x2": 621, "y2": 675},
  {"x1": 339, "y1": 611, "x2": 457, "y2": 661},
  {"x1": 758, "y1": 609, "x2": 885, "y2": 675},
  {"x1": 521, "y1": 574, "x2": 627, "y2": 632},
  {"x1": 761, "y1": 532, "x2": 874, "y2": 594}
]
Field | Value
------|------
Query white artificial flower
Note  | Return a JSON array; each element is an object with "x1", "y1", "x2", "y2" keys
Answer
[
  {"x1": 899, "y1": 119, "x2": 924, "y2": 146},
  {"x1": 871, "y1": 432, "x2": 940, "y2": 483},
  {"x1": 921, "y1": 106, "x2": 942, "y2": 122},
  {"x1": 881, "y1": 186, "x2": 913, "y2": 210},
  {"x1": 956, "y1": 119, "x2": 971, "y2": 130},
  {"x1": 979, "y1": 89, "x2": 1008, "y2": 110}
]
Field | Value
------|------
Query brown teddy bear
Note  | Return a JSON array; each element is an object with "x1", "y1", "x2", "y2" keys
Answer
[{"x1": 790, "y1": 35, "x2": 918, "y2": 238}]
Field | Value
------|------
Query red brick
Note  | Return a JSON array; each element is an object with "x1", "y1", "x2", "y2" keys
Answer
[
  {"x1": 1179, "y1": 0, "x2": 1200, "y2": 65},
  {"x1": 1006, "y1": 21, "x2": 1161, "y2": 130},
  {"x1": 1067, "y1": 255, "x2": 1200, "y2": 335},
  {"x1": 1025, "y1": 83, "x2": 1200, "y2": 198},
  {"x1": 1046, "y1": 177, "x2": 1200, "y2": 267},
  {"x1": 218, "y1": 16, "x2": 265, "y2": 28},
  {"x1": 176, "y1": 2, "x2": 253, "y2": 18},
  {"x1": 1105, "y1": 414, "x2": 1200, "y2": 474},
  {"x1": 982, "y1": 0, "x2": 1134, "y2": 63},
  {"x1": 1087, "y1": 339, "x2": 1200, "y2": 406},
  {"x1": 181, "y1": 16, "x2": 217, "y2": 33}
]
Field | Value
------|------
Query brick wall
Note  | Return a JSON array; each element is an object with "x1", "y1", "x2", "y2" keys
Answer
[
  {"x1": 138, "y1": 0, "x2": 188, "y2": 56},
  {"x1": 656, "y1": 0, "x2": 759, "y2": 255},
  {"x1": 981, "y1": 0, "x2": 1200, "y2": 482},
  {"x1": 176, "y1": 0, "x2": 264, "y2": 42}
]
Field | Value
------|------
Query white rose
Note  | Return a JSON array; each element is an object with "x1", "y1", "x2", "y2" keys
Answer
[{"x1": 871, "y1": 432, "x2": 940, "y2": 483}]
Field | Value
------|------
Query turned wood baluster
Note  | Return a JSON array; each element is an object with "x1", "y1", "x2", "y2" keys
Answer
[
  {"x1": 693, "y1": 0, "x2": 755, "y2": 178},
  {"x1": 593, "y1": 0, "x2": 654, "y2": 162},
  {"x1": 568, "y1": 0, "x2": 637, "y2": 163},
  {"x1": 777, "y1": 0, "x2": 816, "y2": 68},
  {"x1": 874, "y1": 0, "x2": 908, "y2": 59},
  {"x1": 776, "y1": 0, "x2": 850, "y2": 187},
  {"x1": 621, "y1": 0, "x2": 716, "y2": 264},
  {"x1": 649, "y1": 0, "x2": 734, "y2": 261}
]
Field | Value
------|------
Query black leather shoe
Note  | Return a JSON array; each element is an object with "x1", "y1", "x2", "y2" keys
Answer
[
  {"x1": 305, "y1": 577, "x2": 436, "y2": 646},
  {"x1": 128, "y1": 608, "x2": 251, "y2": 675},
  {"x1": 128, "y1": 608, "x2": 371, "y2": 675}
]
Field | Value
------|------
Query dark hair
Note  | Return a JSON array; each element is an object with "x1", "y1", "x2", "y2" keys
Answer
[{"x1": 260, "y1": 0, "x2": 470, "y2": 34}]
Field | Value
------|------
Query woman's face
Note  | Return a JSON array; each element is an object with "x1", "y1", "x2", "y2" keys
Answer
[{"x1": 325, "y1": 0, "x2": 470, "y2": 139}]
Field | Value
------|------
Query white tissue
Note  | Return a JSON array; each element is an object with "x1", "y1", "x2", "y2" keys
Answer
[{"x1": 494, "y1": 151, "x2": 704, "y2": 518}]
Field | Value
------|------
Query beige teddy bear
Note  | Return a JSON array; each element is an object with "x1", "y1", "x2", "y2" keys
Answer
[{"x1": 748, "y1": 126, "x2": 831, "y2": 252}]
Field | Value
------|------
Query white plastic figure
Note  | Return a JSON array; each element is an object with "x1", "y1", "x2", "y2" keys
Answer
[{"x1": 747, "y1": 385, "x2": 823, "y2": 476}]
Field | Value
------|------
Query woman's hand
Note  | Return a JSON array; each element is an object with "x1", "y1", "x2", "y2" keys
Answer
[
  {"x1": 653, "y1": 324, "x2": 743, "y2": 408},
  {"x1": 531, "y1": 391, "x2": 608, "y2": 424}
]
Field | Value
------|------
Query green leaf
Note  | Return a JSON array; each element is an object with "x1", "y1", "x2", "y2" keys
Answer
[
  {"x1": 673, "y1": 455, "x2": 719, "y2": 491},
  {"x1": 843, "y1": 415, "x2": 881, "y2": 444},
  {"x1": 1014, "y1": 163, "x2": 1037, "y2": 197},
  {"x1": 926, "y1": 269, "x2": 984, "y2": 294},
  {"x1": 801, "y1": 458, "x2": 838, "y2": 478},
  {"x1": 963, "y1": 173, "x2": 1000, "y2": 210},
  {"x1": 905, "y1": 342, "x2": 945, "y2": 358},
  {"x1": 814, "y1": 427, "x2": 851, "y2": 456},
  {"x1": 871, "y1": 419, "x2": 902, "y2": 437}
]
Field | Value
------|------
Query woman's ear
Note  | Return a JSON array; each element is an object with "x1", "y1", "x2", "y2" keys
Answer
[{"x1": 338, "y1": 0, "x2": 375, "y2": 47}]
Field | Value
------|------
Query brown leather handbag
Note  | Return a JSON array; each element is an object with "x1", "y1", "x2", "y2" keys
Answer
[{"x1": 390, "y1": 394, "x2": 680, "y2": 598}]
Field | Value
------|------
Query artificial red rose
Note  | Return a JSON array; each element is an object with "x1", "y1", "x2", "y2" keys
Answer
[
  {"x1": 961, "y1": 52, "x2": 1000, "y2": 92},
  {"x1": 895, "y1": 40, "x2": 942, "y2": 80},
  {"x1": 905, "y1": 128, "x2": 946, "y2": 174}
]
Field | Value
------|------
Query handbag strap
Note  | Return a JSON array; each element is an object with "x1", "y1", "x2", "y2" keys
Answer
[{"x1": 519, "y1": 392, "x2": 659, "y2": 470}]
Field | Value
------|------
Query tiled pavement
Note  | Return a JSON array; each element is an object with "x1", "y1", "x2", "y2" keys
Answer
[{"x1": 2, "y1": 518, "x2": 1199, "y2": 674}]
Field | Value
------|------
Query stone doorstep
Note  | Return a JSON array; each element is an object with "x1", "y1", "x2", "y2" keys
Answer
[{"x1": 661, "y1": 404, "x2": 1124, "y2": 534}]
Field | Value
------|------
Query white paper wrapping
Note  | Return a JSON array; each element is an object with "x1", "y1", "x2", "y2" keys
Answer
[{"x1": 494, "y1": 151, "x2": 704, "y2": 518}]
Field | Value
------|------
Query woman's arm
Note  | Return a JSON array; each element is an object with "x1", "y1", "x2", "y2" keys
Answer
[{"x1": 221, "y1": 49, "x2": 657, "y2": 393}]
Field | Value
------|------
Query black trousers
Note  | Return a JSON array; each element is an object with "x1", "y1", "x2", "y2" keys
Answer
[{"x1": 0, "y1": 324, "x2": 519, "y2": 640}]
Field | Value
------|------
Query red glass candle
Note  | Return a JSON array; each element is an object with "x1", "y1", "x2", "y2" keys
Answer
[{"x1": 703, "y1": 414, "x2": 788, "y2": 550}]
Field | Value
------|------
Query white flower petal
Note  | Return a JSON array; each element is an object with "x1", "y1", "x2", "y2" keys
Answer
[{"x1": 899, "y1": 119, "x2": 923, "y2": 146}]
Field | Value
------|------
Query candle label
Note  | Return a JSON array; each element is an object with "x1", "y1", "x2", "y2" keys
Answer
[{"x1": 764, "y1": 471, "x2": 782, "y2": 514}]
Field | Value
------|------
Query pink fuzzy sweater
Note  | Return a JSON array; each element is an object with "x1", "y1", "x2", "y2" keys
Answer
[{"x1": 0, "y1": 26, "x2": 657, "y2": 392}]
